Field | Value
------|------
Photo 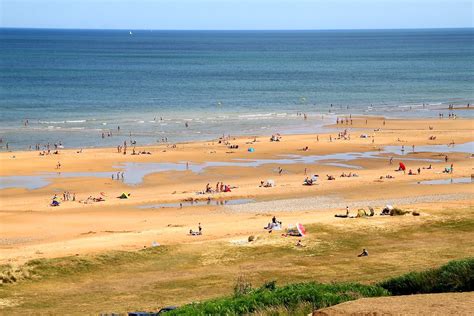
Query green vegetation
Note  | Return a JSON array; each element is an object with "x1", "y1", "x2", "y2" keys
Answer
[
  {"x1": 379, "y1": 257, "x2": 474, "y2": 295},
  {"x1": 168, "y1": 258, "x2": 473, "y2": 315},
  {"x1": 168, "y1": 281, "x2": 388, "y2": 315}
]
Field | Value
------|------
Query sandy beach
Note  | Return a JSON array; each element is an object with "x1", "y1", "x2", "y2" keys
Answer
[
  {"x1": 1, "y1": 116, "x2": 472, "y2": 263},
  {"x1": 0, "y1": 115, "x2": 473, "y2": 314}
]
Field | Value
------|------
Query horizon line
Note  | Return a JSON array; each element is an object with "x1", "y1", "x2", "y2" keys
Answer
[{"x1": 1, "y1": 26, "x2": 473, "y2": 32}]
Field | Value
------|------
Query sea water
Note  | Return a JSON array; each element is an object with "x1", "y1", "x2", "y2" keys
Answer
[{"x1": 1, "y1": 28, "x2": 473, "y2": 149}]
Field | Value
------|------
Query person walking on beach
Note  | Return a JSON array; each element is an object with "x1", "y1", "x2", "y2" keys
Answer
[{"x1": 389, "y1": 157, "x2": 393, "y2": 165}]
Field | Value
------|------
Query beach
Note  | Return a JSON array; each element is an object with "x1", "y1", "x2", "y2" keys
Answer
[
  {"x1": 1, "y1": 115, "x2": 472, "y2": 259},
  {"x1": 0, "y1": 114, "x2": 473, "y2": 313}
]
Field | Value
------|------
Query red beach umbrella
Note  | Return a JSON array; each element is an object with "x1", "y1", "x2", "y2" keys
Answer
[
  {"x1": 399, "y1": 162, "x2": 406, "y2": 171},
  {"x1": 296, "y1": 223, "x2": 306, "y2": 236}
]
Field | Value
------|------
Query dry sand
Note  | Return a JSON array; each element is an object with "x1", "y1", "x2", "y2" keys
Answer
[
  {"x1": 0, "y1": 117, "x2": 473, "y2": 264},
  {"x1": 314, "y1": 292, "x2": 474, "y2": 315}
]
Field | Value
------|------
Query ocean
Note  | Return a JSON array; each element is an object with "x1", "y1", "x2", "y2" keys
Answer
[{"x1": 0, "y1": 28, "x2": 473, "y2": 150}]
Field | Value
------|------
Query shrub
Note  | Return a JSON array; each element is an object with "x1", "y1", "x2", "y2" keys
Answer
[
  {"x1": 234, "y1": 274, "x2": 253, "y2": 296},
  {"x1": 378, "y1": 257, "x2": 474, "y2": 295},
  {"x1": 168, "y1": 282, "x2": 388, "y2": 315}
]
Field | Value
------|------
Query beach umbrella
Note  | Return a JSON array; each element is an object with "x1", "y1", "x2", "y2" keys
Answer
[
  {"x1": 399, "y1": 162, "x2": 406, "y2": 171},
  {"x1": 296, "y1": 223, "x2": 306, "y2": 236}
]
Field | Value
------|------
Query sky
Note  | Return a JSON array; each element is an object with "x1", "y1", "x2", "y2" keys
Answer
[{"x1": 1, "y1": 0, "x2": 473, "y2": 30}]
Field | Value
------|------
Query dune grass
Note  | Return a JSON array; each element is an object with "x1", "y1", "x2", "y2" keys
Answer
[
  {"x1": 168, "y1": 281, "x2": 388, "y2": 315},
  {"x1": 167, "y1": 257, "x2": 473, "y2": 315},
  {"x1": 379, "y1": 257, "x2": 474, "y2": 295}
]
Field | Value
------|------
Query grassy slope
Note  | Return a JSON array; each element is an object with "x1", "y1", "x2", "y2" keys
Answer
[{"x1": 1, "y1": 206, "x2": 473, "y2": 314}]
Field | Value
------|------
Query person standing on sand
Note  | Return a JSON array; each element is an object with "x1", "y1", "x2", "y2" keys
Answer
[{"x1": 389, "y1": 157, "x2": 393, "y2": 165}]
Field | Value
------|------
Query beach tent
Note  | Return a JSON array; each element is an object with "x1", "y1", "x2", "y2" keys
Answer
[
  {"x1": 399, "y1": 162, "x2": 406, "y2": 171},
  {"x1": 118, "y1": 192, "x2": 129, "y2": 199},
  {"x1": 296, "y1": 223, "x2": 306, "y2": 236},
  {"x1": 51, "y1": 200, "x2": 60, "y2": 207}
]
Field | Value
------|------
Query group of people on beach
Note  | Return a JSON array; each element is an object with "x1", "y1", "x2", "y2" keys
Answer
[
  {"x1": 189, "y1": 223, "x2": 202, "y2": 236},
  {"x1": 439, "y1": 112, "x2": 458, "y2": 119},
  {"x1": 205, "y1": 182, "x2": 232, "y2": 193},
  {"x1": 50, "y1": 191, "x2": 76, "y2": 206},
  {"x1": 270, "y1": 134, "x2": 282, "y2": 142},
  {"x1": 336, "y1": 117, "x2": 353, "y2": 125},
  {"x1": 112, "y1": 172, "x2": 125, "y2": 180}
]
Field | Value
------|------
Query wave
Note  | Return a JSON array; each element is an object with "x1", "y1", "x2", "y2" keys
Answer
[
  {"x1": 238, "y1": 113, "x2": 275, "y2": 118},
  {"x1": 66, "y1": 120, "x2": 86, "y2": 123},
  {"x1": 39, "y1": 120, "x2": 65, "y2": 124}
]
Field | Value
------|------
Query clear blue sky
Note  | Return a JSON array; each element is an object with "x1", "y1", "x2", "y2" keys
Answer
[{"x1": 1, "y1": 0, "x2": 472, "y2": 30}]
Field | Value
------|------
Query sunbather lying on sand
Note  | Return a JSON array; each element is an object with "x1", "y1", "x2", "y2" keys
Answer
[
  {"x1": 189, "y1": 229, "x2": 202, "y2": 236},
  {"x1": 335, "y1": 206, "x2": 350, "y2": 218}
]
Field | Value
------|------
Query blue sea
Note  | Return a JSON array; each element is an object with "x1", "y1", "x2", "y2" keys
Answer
[{"x1": 1, "y1": 28, "x2": 473, "y2": 150}]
